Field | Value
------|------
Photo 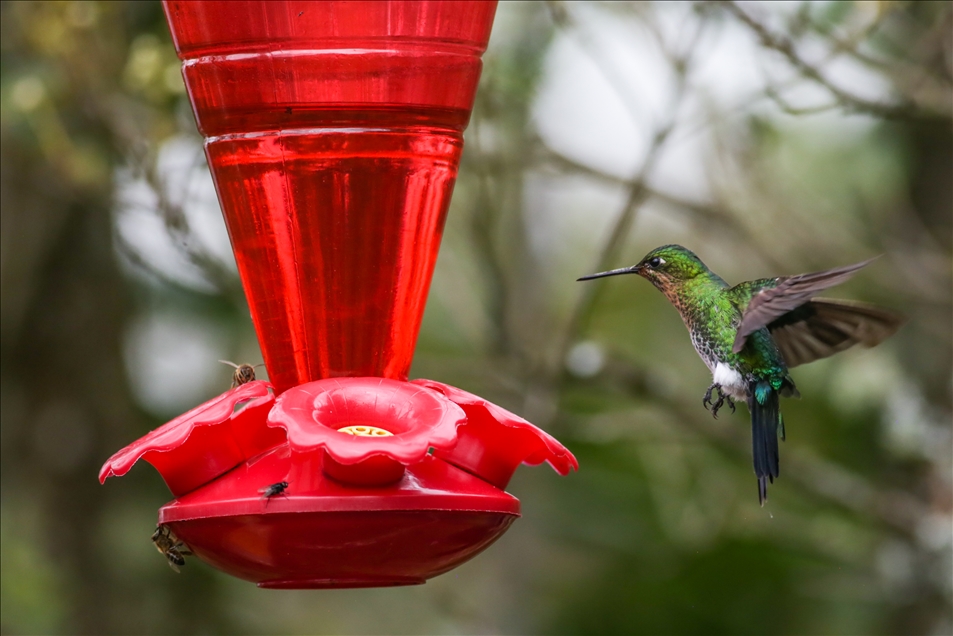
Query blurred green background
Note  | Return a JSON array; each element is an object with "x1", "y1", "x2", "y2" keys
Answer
[{"x1": 1, "y1": 1, "x2": 950, "y2": 634}]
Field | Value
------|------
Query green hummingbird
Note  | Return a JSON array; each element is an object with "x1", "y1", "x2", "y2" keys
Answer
[{"x1": 578, "y1": 245, "x2": 904, "y2": 505}]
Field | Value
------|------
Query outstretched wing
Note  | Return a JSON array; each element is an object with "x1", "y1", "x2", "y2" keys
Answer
[
  {"x1": 765, "y1": 298, "x2": 905, "y2": 367},
  {"x1": 729, "y1": 257, "x2": 878, "y2": 354}
]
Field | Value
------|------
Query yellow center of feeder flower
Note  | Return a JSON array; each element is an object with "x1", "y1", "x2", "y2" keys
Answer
[{"x1": 337, "y1": 425, "x2": 393, "y2": 437}]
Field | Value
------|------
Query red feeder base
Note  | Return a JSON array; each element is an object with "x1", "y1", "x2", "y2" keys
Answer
[{"x1": 159, "y1": 444, "x2": 519, "y2": 588}]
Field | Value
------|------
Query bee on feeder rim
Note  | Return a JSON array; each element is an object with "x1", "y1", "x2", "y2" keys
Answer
[
  {"x1": 259, "y1": 481, "x2": 289, "y2": 506},
  {"x1": 219, "y1": 360, "x2": 263, "y2": 388},
  {"x1": 151, "y1": 525, "x2": 192, "y2": 573}
]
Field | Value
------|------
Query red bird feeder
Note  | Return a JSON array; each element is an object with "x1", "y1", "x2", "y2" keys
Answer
[{"x1": 101, "y1": 0, "x2": 577, "y2": 589}]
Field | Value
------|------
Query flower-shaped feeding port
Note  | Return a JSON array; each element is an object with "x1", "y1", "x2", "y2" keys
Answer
[
  {"x1": 269, "y1": 378, "x2": 465, "y2": 486},
  {"x1": 101, "y1": 377, "x2": 576, "y2": 588}
]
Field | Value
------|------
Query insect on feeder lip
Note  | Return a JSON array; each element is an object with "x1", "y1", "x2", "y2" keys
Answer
[
  {"x1": 219, "y1": 360, "x2": 265, "y2": 388},
  {"x1": 151, "y1": 525, "x2": 192, "y2": 573},
  {"x1": 259, "y1": 481, "x2": 289, "y2": 506}
]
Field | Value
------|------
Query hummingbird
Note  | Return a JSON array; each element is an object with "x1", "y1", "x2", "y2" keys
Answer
[{"x1": 578, "y1": 245, "x2": 904, "y2": 505}]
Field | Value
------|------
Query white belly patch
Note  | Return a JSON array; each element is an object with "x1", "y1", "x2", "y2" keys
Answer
[{"x1": 712, "y1": 363, "x2": 746, "y2": 398}]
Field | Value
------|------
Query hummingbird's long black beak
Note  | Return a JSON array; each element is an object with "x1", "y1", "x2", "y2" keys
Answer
[{"x1": 577, "y1": 265, "x2": 641, "y2": 281}]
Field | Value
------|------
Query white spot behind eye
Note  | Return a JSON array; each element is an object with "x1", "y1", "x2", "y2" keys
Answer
[{"x1": 658, "y1": 258, "x2": 666, "y2": 265}]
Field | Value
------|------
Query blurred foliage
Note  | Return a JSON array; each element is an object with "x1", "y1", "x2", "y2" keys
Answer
[{"x1": 1, "y1": 1, "x2": 950, "y2": 635}]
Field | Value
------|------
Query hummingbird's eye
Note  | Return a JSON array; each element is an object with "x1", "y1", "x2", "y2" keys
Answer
[{"x1": 648, "y1": 257, "x2": 663, "y2": 268}]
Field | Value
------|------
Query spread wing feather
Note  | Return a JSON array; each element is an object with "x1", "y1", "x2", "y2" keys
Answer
[
  {"x1": 731, "y1": 257, "x2": 878, "y2": 354},
  {"x1": 766, "y1": 298, "x2": 905, "y2": 368}
]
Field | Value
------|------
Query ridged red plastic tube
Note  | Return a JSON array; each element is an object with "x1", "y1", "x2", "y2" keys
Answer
[{"x1": 165, "y1": 0, "x2": 498, "y2": 392}]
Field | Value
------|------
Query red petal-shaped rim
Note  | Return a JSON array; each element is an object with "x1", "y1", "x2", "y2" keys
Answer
[
  {"x1": 412, "y1": 379, "x2": 578, "y2": 489},
  {"x1": 267, "y1": 377, "x2": 467, "y2": 466},
  {"x1": 99, "y1": 381, "x2": 285, "y2": 496}
]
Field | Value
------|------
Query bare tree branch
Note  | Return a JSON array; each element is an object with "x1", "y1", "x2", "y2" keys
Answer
[
  {"x1": 134, "y1": 145, "x2": 242, "y2": 296},
  {"x1": 530, "y1": 135, "x2": 788, "y2": 271},
  {"x1": 555, "y1": 68, "x2": 694, "y2": 381},
  {"x1": 718, "y1": 0, "x2": 927, "y2": 120}
]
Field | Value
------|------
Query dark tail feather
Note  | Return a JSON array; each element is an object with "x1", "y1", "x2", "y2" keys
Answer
[{"x1": 749, "y1": 381, "x2": 781, "y2": 506}]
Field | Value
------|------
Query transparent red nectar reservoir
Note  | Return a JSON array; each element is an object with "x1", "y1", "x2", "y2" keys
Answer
[{"x1": 164, "y1": 1, "x2": 498, "y2": 392}]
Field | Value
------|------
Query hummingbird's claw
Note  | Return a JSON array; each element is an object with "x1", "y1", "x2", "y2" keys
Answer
[
  {"x1": 710, "y1": 393, "x2": 726, "y2": 418},
  {"x1": 727, "y1": 396, "x2": 736, "y2": 414},
  {"x1": 703, "y1": 384, "x2": 717, "y2": 411},
  {"x1": 704, "y1": 384, "x2": 726, "y2": 418}
]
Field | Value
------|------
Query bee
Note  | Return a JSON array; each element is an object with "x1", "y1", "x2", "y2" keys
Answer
[
  {"x1": 259, "y1": 481, "x2": 289, "y2": 506},
  {"x1": 151, "y1": 525, "x2": 192, "y2": 573},
  {"x1": 219, "y1": 360, "x2": 263, "y2": 388}
]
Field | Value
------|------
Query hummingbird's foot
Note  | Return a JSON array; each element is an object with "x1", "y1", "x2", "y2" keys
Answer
[
  {"x1": 703, "y1": 384, "x2": 737, "y2": 418},
  {"x1": 703, "y1": 384, "x2": 726, "y2": 418}
]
